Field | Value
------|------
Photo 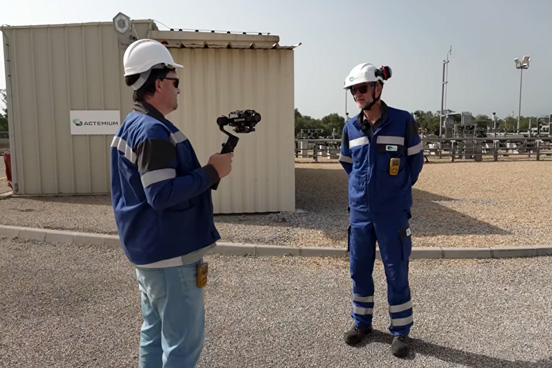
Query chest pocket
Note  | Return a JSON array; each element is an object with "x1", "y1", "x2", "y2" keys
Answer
[{"x1": 376, "y1": 136, "x2": 405, "y2": 172}]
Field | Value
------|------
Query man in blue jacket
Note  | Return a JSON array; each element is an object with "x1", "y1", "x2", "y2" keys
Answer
[
  {"x1": 110, "y1": 39, "x2": 233, "y2": 368},
  {"x1": 339, "y1": 63, "x2": 424, "y2": 358}
]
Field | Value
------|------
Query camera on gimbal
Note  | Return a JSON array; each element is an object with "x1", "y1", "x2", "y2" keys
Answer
[
  {"x1": 216, "y1": 110, "x2": 261, "y2": 134},
  {"x1": 212, "y1": 109, "x2": 262, "y2": 190}
]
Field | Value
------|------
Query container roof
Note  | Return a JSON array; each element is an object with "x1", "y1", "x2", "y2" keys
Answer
[
  {"x1": 149, "y1": 30, "x2": 300, "y2": 50},
  {"x1": 1, "y1": 19, "x2": 300, "y2": 49}
]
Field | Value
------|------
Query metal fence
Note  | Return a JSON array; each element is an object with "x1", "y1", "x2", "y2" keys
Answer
[
  {"x1": 295, "y1": 139, "x2": 341, "y2": 161},
  {"x1": 295, "y1": 137, "x2": 552, "y2": 162},
  {"x1": 423, "y1": 137, "x2": 552, "y2": 161}
]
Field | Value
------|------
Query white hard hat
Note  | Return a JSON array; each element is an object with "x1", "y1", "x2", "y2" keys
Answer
[
  {"x1": 343, "y1": 63, "x2": 391, "y2": 89},
  {"x1": 123, "y1": 39, "x2": 182, "y2": 76}
]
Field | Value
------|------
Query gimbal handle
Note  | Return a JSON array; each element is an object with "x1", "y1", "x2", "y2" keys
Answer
[{"x1": 211, "y1": 129, "x2": 239, "y2": 190}]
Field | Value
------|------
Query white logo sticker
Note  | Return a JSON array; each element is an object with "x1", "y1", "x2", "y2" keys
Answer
[
  {"x1": 386, "y1": 145, "x2": 398, "y2": 152},
  {"x1": 70, "y1": 110, "x2": 121, "y2": 135}
]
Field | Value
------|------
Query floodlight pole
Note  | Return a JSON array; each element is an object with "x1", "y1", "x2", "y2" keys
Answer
[
  {"x1": 345, "y1": 90, "x2": 349, "y2": 122},
  {"x1": 514, "y1": 56, "x2": 530, "y2": 134},
  {"x1": 439, "y1": 46, "x2": 452, "y2": 138},
  {"x1": 517, "y1": 67, "x2": 523, "y2": 134},
  {"x1": 439, "y1": 61, "x2": 446, "y2": 137}
]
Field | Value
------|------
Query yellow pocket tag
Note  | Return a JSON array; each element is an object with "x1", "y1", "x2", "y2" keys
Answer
[
  {"x1": 389, "y1": 158, "x2": 400, "y2": 176},
  {"x1": 197, "y1": 262, "x2": 208, "y2": 288}
]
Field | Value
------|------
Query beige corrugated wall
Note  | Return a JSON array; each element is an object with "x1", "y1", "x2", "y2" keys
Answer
[
  {"x1": 2, "y1": 21, "x2": 295, "y2": 213},
  {"x1": 168, "y1": 48, "x2": 296, "y2": 213},
  {"x1": 2, "y1": 22, "x2": 130, "y2": 195}
]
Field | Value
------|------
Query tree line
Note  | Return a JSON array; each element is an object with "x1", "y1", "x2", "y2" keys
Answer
[
  {"x1": 0, "y1": 95, "x2": 547, "y2": 137},
  {"x1": 295, "y1": 108, "x2": 550, "y2": 138},
  {"x1": 412, "y1": 110, "x2": 549, "y2": 135},
  {"x1": 295, "y1": 109, "x2": 345, "y2": 138}
]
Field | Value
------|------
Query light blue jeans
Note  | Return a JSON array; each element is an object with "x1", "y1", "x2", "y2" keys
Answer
[{"x1": 135, "y1": 261, "x2": 204, "y2": 368}]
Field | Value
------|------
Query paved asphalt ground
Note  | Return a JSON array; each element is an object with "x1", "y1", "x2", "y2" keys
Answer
[{"x1": 1, "y1": 238, "x2": 551, "y2": 367}]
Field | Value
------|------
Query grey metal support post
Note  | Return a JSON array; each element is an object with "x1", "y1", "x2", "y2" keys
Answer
[
  {"x1": 536, "y1": 140, "x2": 541, "y2": 161},
  {"x1": 474, "y1": 140, "x2": 482, "y2": 162},
  {"x1": 313, "y1": 142, "x2": 318, "y2": 162},
  {"x1": 493, "y1": 112, "x2": 497, "y2": 139},
  {"x1": 300, "y1": 139, "x2": 308, "y2": 158},
  {"x1": 440, "y1": 61, "x2": 446, "y2": 138}
]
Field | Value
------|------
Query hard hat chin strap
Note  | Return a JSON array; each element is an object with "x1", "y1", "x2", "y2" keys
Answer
[
  {"x1": 130, "y1": 64, "x2": 168, "y2": 90},
  {"x1": 131, "y1": 69, "x2": 153, "y2": 90},
  {"x1": 362, "y1": 86, "x2": 382, "y2": 111}
]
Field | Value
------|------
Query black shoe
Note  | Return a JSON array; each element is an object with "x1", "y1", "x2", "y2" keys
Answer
[
  {"x1": 391, "y1": 335, "x2": 409, "y2": 358},
  {"x1": 344, "y1": 325, "x2": 373, "y2": 346}
]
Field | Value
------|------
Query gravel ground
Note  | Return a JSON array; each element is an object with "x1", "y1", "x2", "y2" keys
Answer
[
  {"x1": 0, "y1": 159, "x2": 550, "y2": 249},
  {"x1": 1, "y1": 238, "x2": 551, "y2": 367}
]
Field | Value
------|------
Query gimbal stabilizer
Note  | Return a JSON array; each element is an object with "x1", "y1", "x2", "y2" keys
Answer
[{"x1": 212, "y1": 109, "x2": 261, "y2": 190}]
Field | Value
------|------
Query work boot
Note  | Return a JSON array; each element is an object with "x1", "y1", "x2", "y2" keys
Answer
[
  {"x1": 344, "y1": 325, "x2": 372, "y2": 346},
  {"x1": 391, "y1": 335, "x2": 409, "y2": 358}
]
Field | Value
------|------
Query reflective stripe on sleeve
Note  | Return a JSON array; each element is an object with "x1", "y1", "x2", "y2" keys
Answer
[
  {"x1": 391, "y1": 315, "x2": 413, "y2": 327},
  {"x1": 376, "y1": 135, "x2": 404, "y2": 145},
  {"x1": 407, "y1": 142, "x2": 423, "y2": 156},
  {"x1": 349, "y1": 136, "x2": 369, "y2": 148},
  {"x1": 170, "y1": 131, "x2": 188, "y2": 145},
  {"x1": 339, "y1": 154, "x2": 353, "y2": 164},
  {"x1": 141, "y1": 168, "x2": 176, "y2": 188},
  {"x1": 352, "y1": 306, "x2": 373, "y2": 315},
  {"x1": 111, "y1": 136, "x2": 136, "y2": 164},
  {"x1": 389, "y1": 300, "x2": 412, "y2": 313}
]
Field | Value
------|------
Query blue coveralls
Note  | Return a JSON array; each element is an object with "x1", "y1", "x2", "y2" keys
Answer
[{"x1": 339, "y1": 102, "x2": 424, "y2": 337}]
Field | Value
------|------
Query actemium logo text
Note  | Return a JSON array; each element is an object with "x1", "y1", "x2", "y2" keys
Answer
[{"x1": 81, "y1": 121, "x2": 119, "y2": 126}]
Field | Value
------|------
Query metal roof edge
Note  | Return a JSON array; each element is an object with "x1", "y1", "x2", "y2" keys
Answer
[
  {"x1": 149, "y1": 29, "x2": 280, "y2": 43},
  {"x1": 0, "y1": 19, "x2": 155, "y2": 31},
  {"x1": 148, "y1": 30, "x2": 300, "y2": 49}
]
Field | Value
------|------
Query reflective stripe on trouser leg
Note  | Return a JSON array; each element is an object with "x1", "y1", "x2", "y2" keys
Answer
[
  {"x1": 389, "y1": 299, "x2": 413, "y2": 335},
  {"x1": 374, "y1": 210, "x2": 413, "y2": 336},
  {"x1": 349, "y1": 210, "x2": 377, "y2": 328},
  {"x1": 352, "y1": 294, "x2": 374, "y2": 326}
]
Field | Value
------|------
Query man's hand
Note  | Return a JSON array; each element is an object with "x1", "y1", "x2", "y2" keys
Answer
[{"x1": 208, "y1": 152, "x2": 233, "y2": 179}]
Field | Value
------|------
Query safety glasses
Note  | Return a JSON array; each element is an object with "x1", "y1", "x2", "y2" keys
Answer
[
  {"x1": 162, "y1": 77, "x2": 179, "y2": 89},
  {"x1": 350, "y1": 82, "x2": 376, "y2": 95}
]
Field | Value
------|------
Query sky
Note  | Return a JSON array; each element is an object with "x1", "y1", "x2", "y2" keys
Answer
[{"x1": 1, "y1": 0, "x2": 551, "y2": 120}]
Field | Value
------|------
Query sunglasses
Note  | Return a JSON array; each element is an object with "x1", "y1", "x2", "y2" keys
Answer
[
  {"x1": 162, "y1": 77, "x2": 179, "y2": 89},
  {"x1": 350, "y1": 83, "x2": 377, "y2": 95}
]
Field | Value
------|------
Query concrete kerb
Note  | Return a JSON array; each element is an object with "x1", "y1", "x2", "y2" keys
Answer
[
  {"x1": 0, "y1": 225, "x2": 551, "y2": 259},
  {"x1": 0, "y1": 191, "x2": 13, "y2": 200}
]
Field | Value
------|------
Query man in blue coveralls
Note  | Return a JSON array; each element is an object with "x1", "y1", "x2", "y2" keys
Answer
[
  {"x1": 339, "y1": 63, "x2": 424, "y2": 358},
  {"x1": 111, "y1": 39, "x2": 233, "y2": 367}
]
